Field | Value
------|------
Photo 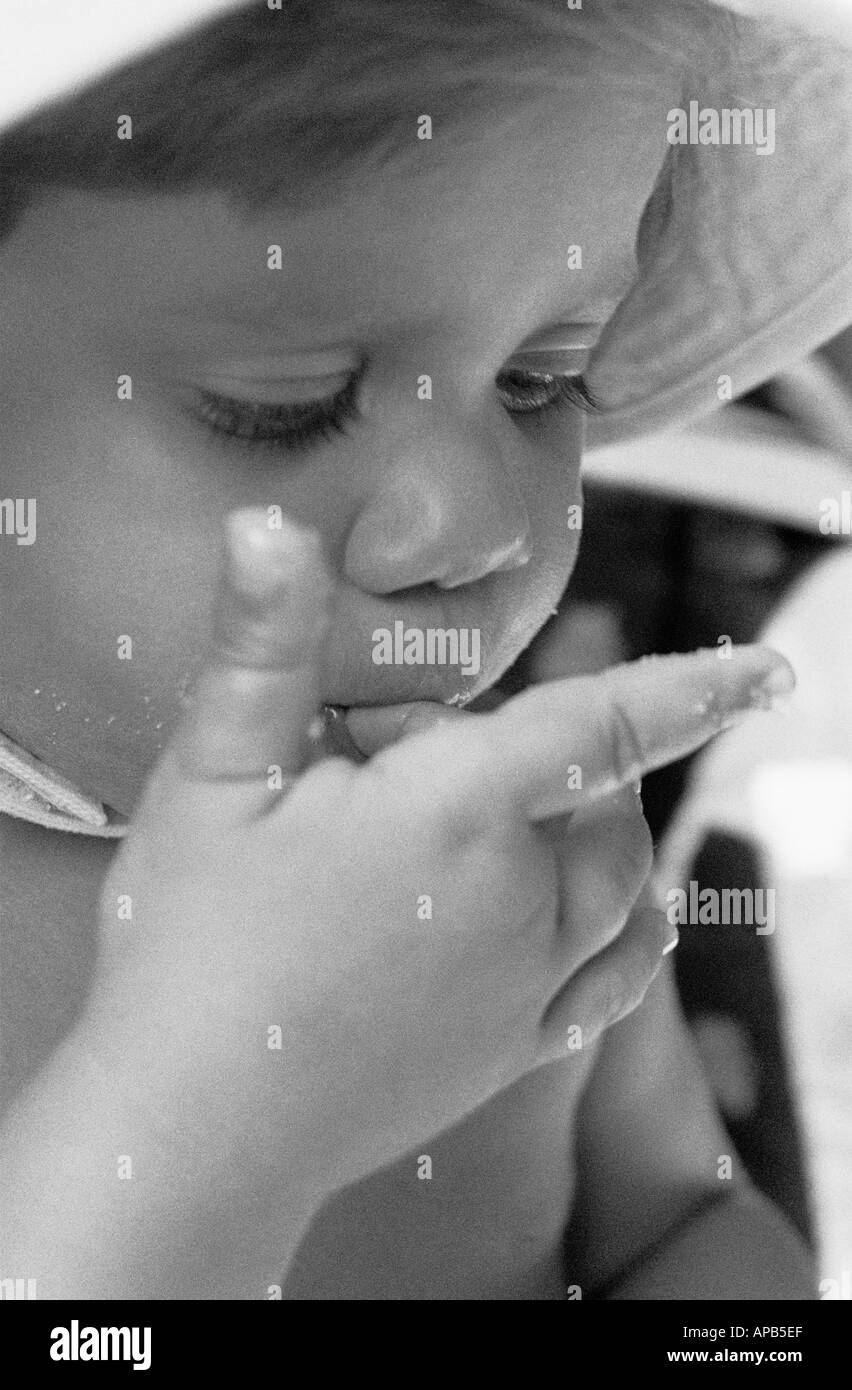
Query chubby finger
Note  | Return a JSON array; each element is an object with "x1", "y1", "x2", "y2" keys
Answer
[
  {"x1": 536, "y1": 899, "x2": 677, "y2": 1064},
  {"x1": 343, "y1": 679, "x2": 512, "y2": 756},
  {"x1": 146, "y1": 509, "x2": 334, "y2": 830},
  {"x1": 543, "y1": 787, "x2": 653, "y2": 974},
  {"x1": 411, "y1": 646, "x2": 795, "y2": 826},
  {"x1": 344, "y1": 699, "x2": 469, "y2": 757}
]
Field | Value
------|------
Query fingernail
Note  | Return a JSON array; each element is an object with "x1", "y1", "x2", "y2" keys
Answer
[
  {"x1": 722, "y1": 658, "x2": 797, "y2": 728},
  {"x1": 662, "y1": 924, "x2": 679, "y2": 955},
  {"x1": 227, "y1": 510, "x2": 326, "y2": 598},
  {"x1": 754, "y1": 659, "x2": 796, "y2": 699}
]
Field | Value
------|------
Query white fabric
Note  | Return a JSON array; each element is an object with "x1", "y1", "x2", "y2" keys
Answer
[
  {"x1": 656, "y1": 548, "x2": 852, "y2": 1279},
  {"x1": 586, "y1": 21, "x2": 852, "y2": 445},
  {"x1": 584, "y1": 408, "x2": 852, "y2": 531},
  {"x1": 0, "y1": 731, "x2": 127, "y2": 836}
]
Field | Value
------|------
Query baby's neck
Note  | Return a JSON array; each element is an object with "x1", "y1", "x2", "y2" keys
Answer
[
  {"x1": 1, "y1": 808, "x2": 117, "y2": 870},
  {"x1": 0, "y1": 812, "x2": 118, "y2": 963},
  {"x1": 1, "y1": 813, "x2": 119, "y2": 1101}
]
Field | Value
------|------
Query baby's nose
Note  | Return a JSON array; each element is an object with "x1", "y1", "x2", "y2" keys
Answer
[
  {"x1": 436, "y1": 533, "x2": 532, "y2": 589},
  {"x1": 343, "y1": 432, "x2": 533, "y2": 595}
]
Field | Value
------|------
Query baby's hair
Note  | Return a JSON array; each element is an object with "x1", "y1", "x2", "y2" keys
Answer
[{"x1": 0, "y1": 0, "x2": 732, "y2": 239}]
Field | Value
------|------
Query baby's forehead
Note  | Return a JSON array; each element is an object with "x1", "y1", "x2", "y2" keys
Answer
[
  {"x1": 10, "y1": 80, "x2": 666, "y2": 369},
  {"x1": 3, "y1": 0, "x2": 703, "y2": 367}
]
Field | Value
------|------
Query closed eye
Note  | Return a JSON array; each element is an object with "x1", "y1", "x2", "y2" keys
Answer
[
  {"x1": 191, "y1": 364, "x2": 364, "y2": 454},
  {"x1": 496, "y1": 367, "x2": 599, "y2": 418},
  {"x1": 189, "y1": 359, "x2": 598, "y2": 455}
]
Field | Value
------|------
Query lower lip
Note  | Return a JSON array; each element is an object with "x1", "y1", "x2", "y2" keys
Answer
[{"x1": 321, "y1": 690, "x2": 503, "y2": 762}]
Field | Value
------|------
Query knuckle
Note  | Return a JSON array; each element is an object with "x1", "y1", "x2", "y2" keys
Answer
[
  {"x1": 361, "y1": 732, "x2": 478, "y2": 846},
  {"x1": 418, "y1": 726, "x2": 497, "y2": 841}
]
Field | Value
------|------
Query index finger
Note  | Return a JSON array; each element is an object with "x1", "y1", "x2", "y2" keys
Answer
[
  {"x1": 148, "y1": 509, "x2": 334, "y2": 830},
  {"x1": 409, "y1": 646, "x2": 795, "y2": 824}
]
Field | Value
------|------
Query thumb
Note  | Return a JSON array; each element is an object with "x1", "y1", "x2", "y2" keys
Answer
[
  {"x1": 136, "y1": 508, "x2": 334, "y2": 835},
  {"x1": 343, "y1": 682, "x2": 511, "y2": 757},
  {"x1": 344, "y1": 700, "x2": 469, "y2": 757}
]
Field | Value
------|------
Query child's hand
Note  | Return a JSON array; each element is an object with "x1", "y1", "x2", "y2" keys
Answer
[{"x1": 92, "y1": 509, "x2": 794, "y2": 1201}]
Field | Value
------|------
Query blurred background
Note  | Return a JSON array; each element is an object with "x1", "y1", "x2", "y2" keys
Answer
[
  {"x1": 493, "y1": 322, "x2": 852, "y2": 1294},
  {"x1": 523, "y1": 0, "x2": 852, "y2": 1293}
]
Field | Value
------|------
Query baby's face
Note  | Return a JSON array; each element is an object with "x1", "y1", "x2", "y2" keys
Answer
[{"x1": 0, "y1": 86, "x2": 664, "y2": 814}]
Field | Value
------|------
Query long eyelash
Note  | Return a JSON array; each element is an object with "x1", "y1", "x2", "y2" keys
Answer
[
  {"x1": 498, "y1": 370, "x2": 600, "y2": 419},
  {"x1": 192, "y1": 370, "x2": 363, "y2": 453},
  {"x1": 192, "y1": 362, "x2": 599, "y2": 455},
  {"x1": 564, "y1": 376, "x2": 600, "y2": 414}
]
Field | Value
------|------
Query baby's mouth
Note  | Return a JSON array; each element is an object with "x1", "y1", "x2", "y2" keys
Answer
[
  {"x1": 320, "y1": 703, "x2": 369, "y2": 762},
  {"x1": 320, "y1": 686, "x2": 507, "y2": 762},
  {"x1": 320, "y1": 701, "x2": 449, "y2": 761}
]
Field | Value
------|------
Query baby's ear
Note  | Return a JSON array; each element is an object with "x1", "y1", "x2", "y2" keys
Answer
[{"x1": 585, "y1": 17, "x2": 852, "y2": 450}]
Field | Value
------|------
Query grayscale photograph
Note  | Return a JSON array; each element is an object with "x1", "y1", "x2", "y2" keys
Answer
[{"x1": 0, "y1": 0, "x2": 850, "y2": 1354}]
